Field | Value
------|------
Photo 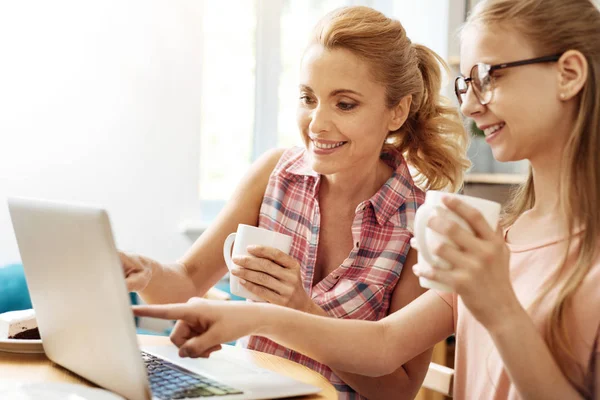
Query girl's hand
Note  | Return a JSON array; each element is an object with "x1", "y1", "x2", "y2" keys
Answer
[
  {"x1": 230, "y1": 246, "x2": 314, "y2": 312},
  {"x1": 412, "y1": 196, "x2": 520, "y2": 331},
  {"x1": 133, "y1": 298, "x2": 264, "y2": 358}
]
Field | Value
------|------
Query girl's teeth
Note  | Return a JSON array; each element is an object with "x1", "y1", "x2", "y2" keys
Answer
[{"x1": 484, "y1": 123, "x2": 505, "y2": 136}]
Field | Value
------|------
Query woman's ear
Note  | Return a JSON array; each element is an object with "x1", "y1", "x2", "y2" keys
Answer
[
  {"x1": 388, "y1": 94, "x2": 412, "y2": 131},
  {"x1": 557, "y1": 50, "x2": 588, "y2": 101}
]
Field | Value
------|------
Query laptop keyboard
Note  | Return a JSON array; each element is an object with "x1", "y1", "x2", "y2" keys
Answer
[{"x1": 141, "y1": 351, "x2": 244, "y2": 399}]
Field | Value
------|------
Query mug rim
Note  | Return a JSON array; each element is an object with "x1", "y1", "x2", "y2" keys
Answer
[{"x1": 236, "y1": 224, "x2": 292, "y2": 239}]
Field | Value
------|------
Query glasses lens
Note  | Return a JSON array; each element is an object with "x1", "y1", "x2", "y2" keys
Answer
[
  {"x1": 471, "y1": 64, "x2": 493, "y2": 105},
  {"x1": 455, "y1": 77, "x2": 468, "y2": 105}
]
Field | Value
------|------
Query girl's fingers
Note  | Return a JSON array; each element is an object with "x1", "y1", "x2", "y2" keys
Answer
[
  {"x1": 412, "y1": 263, "x2": 463, "y2": 291},
  {"x1": 441, "y1": 197, "x2": 496, "y2": 240},
  {"x1": 409, "y1": 238, "x2": 420, "y2": 251},
  {"x1": 427, "y1": 213, "x2": 480, "y2": 252},
  {"x1": 196, "y1": 344, "x2": 223, "y2": 358},
  {"x1": 179, "y1": 328, "x2": 224, "y2": 358},
  {"x1": 431, "y1": 242, "x2": 465, "y2": 269},
  {"x1": 170, "y1": 320, "x2": 196, "y2": 348},
  {"x1": 133, "y1": 304, "x2": 193, "y2": 321}
]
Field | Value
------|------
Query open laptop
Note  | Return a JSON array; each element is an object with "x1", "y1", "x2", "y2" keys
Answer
[{"x1": 8, "y1": 197, "x2": 321, "y2": 400}]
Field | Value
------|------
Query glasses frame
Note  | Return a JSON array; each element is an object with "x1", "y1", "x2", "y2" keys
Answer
[{"x1": 454, "y1": 54, "x2": 563, "y2": 106}]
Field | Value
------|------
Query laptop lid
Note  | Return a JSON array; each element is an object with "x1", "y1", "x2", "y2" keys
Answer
[{"x1": 8, "y1": 197, "x2": 151, "y2": 400}]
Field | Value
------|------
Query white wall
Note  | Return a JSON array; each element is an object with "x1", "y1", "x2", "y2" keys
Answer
[{"x1": 0, "y1": 1, "x2": 205, "y2": 266}]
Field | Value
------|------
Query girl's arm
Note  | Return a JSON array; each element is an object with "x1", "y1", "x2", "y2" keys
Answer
[
  {"x1": 264, "y1": 290, "x2": 454, "y2": 377},
  {"x1": 134, "y1": 289, "x2": 454, "y2": 378},
  {"x1": 310, "y1": 249, "x2": 437, "y2": 400}
]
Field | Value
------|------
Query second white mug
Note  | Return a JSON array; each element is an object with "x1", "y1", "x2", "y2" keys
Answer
[{"x1": 414, "y1": 191, "x2": 501, "y2": 292}]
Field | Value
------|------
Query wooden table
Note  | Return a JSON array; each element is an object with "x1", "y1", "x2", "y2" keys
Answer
[{"x1": 0, "y1": 334, "x2": 337, "y2": 399}]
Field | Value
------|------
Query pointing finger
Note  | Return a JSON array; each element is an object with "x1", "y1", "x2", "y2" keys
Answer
[{"x1": 132, "y1": 304, "x2": 192, "y2": 321}]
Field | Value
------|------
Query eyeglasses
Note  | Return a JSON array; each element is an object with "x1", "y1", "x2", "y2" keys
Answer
[{"x1": 454, "y1": 54, "x2": 562, "y2": 106}]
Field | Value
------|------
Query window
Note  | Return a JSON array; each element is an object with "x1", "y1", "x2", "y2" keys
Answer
[
  {"x1": 198, "y1": 0, "x2": 459, "y2": 221},
  {"x1": 198, "y1": 0, "x2": 256, "y2": 204}
]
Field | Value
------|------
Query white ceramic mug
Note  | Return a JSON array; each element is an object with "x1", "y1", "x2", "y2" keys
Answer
[
  {"x1": 414, "y1": 191, "x2": 501, "y2": 292},
  {"x1": 223, "y1": 224, "x2": 293, "y2": 301}
]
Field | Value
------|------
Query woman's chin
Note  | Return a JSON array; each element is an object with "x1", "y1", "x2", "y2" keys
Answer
[{"x1": 310, "y1": 163, "x2": 336, "y2": 176}]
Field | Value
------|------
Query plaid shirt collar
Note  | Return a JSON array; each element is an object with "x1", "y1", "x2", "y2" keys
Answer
[{"x1": 285, "y1": 148, "x2": 416, "y2": 226}]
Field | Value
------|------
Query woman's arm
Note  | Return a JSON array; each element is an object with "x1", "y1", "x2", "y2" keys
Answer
[
  {"x1": 132, "y1": 148, "x2": 286, "y2": 304},
  {"x1": 319, "y1": 248, "x2": 436, "y2": 400},
  {"x1": 134, "y1": 287, "x2": 454, "y2": 378}
]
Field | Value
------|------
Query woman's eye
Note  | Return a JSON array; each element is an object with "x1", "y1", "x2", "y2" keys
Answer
[
  {"x1": 299, "y1": 95, "x2": 314, "y2": 105},
  {"x1": 338, "y1": 102, "x2": 356, "y2": 111}
]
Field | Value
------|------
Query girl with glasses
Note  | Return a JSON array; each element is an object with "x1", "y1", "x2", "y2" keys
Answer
[{"x1": 134, "y1": 0, "x2": 600, "y2": 398}]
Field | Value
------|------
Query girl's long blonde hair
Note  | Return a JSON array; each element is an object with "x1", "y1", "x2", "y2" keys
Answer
[
  {"x1": 311, "y1": 6, "x2": 470, "y2": 192},
  {"x1": 468, "y1": 0, "x2": 600, "y2": 396}
]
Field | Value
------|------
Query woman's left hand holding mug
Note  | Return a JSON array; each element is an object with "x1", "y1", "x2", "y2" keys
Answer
[{"x1": 231, "y1": 245, "x2": 314, "y2": 313}]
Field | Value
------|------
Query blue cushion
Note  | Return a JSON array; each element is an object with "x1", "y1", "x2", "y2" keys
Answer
[
  {"x1": 0, "y1": 264, "x2": 32, "y2": 313},
  {"x1": 0, "y1": 264, "x2": 141, "y2": 329}
]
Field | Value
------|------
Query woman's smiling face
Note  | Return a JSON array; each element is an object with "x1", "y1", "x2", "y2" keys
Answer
[{"x1": 296, "y1": 44, "x2": 399, "y2": 176}]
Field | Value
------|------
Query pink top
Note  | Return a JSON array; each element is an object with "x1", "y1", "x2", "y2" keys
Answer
[
  {"x1": 440, "y1": 230, "x2": 600, "y2": 399},
  {"x1": 242, "y1": 147, "x2": 424, "y2": 399}
]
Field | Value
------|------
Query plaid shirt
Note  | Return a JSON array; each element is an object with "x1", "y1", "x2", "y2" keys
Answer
[{"x1": 241, "y1": 146, "x2": 424, "y2": 399}]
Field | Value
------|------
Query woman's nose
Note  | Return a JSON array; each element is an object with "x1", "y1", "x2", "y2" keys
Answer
[{"x1": 309, "y1": 105, "x2": 332, "y2": 134}]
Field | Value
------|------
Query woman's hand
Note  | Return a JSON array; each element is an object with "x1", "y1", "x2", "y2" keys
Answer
[
  {"x1": 119, "y1": 251, "x2": 153, "y2": 292},
  {"x1": 133, "y1": 298, "x2": 264, "y2": 358},
  {"x1": 412, "y1": 196, "x2": 520, "y2": 331},
  {"x1": 230, "y1": 245, "x2": 314, "y2": 312}
]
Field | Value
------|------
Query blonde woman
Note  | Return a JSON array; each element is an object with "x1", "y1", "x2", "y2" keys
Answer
[
  {"x1": 122, "y1": 6, "x2": 469, "y2": 399},
  {"x1": 135, "y1": 0, "x2": 600, "y2": 398}
]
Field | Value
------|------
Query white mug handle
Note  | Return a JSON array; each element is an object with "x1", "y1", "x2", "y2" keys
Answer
[
  {"x1": 414, "y1": 204, "x2": 438, "y2": 266},
  {"x1": 223, "y1": 232, "x2": 236, "y2": 270}
]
